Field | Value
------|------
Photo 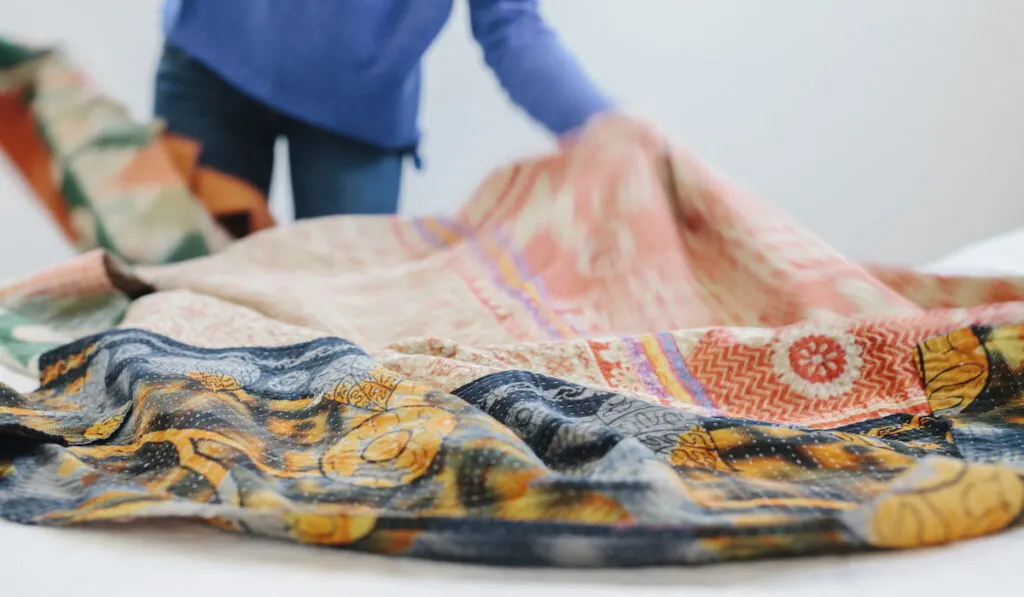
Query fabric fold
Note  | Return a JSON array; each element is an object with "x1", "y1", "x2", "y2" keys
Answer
[{"x1": 5, "y1": 37, "x2": 1024, "y2": 567}]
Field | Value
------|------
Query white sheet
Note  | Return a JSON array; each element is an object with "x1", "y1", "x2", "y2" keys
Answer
[
  {"x1": 3, "y1": 234, "x2": 1024, "y2": 596},
  {"x1": 3, "y1": 520, "x2": 1020, "y2": 597},
  {"x1": 922, "y1": 227, "x2": 1024, "y2": 276}
]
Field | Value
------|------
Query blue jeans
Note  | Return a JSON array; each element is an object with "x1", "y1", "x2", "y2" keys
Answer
[{"x1": 154, "y1": 44, "x2": 403, "y2": 220}]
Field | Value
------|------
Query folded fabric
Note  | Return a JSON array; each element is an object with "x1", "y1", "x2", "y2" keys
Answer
[
  {"x1": 0, "y1": 38, "x2": 275, "y2": 373},
  {"x1": 0, "y1": 37, "x2": 270, "y2": 264},
  {"x1": 3, "y1": 38, "x2": 1024, "y2": 567}
]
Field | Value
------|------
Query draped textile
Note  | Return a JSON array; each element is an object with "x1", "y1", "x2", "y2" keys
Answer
[{"x1": 3, "y1": 39, "x2": 1024, "y2": 567}]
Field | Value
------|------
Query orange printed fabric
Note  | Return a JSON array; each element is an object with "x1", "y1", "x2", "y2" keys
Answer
[{"x1": 0, "y1": 38, "x2": 271, "y2": 266}]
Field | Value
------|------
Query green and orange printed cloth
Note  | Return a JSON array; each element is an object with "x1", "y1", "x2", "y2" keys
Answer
[{"x1": 2, "y1": 38, "x2": 1024, "y2": 566}]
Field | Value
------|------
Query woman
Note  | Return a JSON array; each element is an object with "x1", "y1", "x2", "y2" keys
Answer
[{"x1": 156, "y1": 0, "x2": 612, "y2": 223}]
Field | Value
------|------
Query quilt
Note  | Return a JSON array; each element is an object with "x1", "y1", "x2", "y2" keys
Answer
[{"x1": 3, "y1": 39, "x2": 1024, "y2": 567}]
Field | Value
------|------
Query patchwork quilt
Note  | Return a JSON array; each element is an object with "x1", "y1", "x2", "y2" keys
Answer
[{"x1": 3, "y1": 39, "x2": 1024, "y2": 567}]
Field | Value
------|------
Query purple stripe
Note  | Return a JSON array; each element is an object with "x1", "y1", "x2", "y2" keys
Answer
[
  {"x1": 626, "y1": 336, "x2": 669, "y2": 401},
  {"x1": 655, "y1": 332, "x2": 716, "y2": 411},
  {"x1": 412, "y1": 218, "x2": 562, "y2": 340},
  {"x1": 492, "y1": 227, "x2": 586, "y2": 336},
  {"x1": 411, "y1": 217, "x2": 444, "y2": 246}
]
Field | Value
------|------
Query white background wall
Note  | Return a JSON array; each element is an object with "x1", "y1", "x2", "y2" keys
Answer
[{"x1": 1, "y1": 0, "x2": 1023, "y2": 280}]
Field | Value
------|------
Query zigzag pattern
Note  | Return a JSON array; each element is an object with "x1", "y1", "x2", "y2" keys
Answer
[
  {"x1": 686, "y1": 324, "x2": 937, "y2": 428},
  {"x1": 684, "y1": 305, "x2": 1024, "y2": 428}
]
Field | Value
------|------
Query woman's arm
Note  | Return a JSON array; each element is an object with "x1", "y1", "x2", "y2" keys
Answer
[{"x1": 469, "y1": 0, "x2": 612, "y2": 136}]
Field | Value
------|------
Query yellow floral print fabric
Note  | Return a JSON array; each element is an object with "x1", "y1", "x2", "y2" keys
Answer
[{"x1": 0, "y1": 325, "x2": 1021, "y2": 566}]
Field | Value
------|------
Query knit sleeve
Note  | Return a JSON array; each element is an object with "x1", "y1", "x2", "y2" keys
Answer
[{"x1": 468, "y1": 0, "x2": 613, "y2": 136}]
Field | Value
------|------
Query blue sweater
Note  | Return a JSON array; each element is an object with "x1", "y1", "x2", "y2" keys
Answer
[{"x1": 162, "y1": 0, "x2": 612, "y2": 151}]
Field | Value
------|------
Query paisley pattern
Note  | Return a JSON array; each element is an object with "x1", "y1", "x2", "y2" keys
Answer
[{"x1": 0, "y1": 327, "x2": 1022, "y2": 566}]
